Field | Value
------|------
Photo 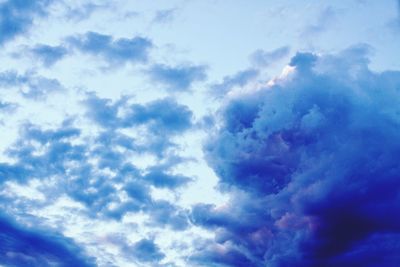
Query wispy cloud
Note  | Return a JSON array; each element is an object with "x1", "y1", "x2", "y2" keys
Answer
[
  {"x1": 250, "y1": 46, "x2": 290, "y2": 67},
  {"x1": 148, "y1": 63, "x2": 207, "y2": 92},
  {"x1": 153, "y1": 8, "x2": 177, "y2": 24},
  {"x1": 301, "y1": 6, "x2": 337, "y2": 38}
]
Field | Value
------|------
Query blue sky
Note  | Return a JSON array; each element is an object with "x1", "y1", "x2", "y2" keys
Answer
[{"x1": 0, "y1": 0, "x2": 400, "y2": 266}]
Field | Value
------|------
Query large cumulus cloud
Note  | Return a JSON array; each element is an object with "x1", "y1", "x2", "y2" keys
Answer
[{"x1": 191, "y1": 46, "x2": 400, "y2": 266}]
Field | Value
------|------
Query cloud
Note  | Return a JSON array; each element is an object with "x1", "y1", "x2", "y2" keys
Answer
[
  {"x1": 67, "y1": 31, "x2": 152, "y2": 66},
  {"x1": 146, "y1": 200, "x2": 190, "y2": 231},
  {"x1": 84, "y1": 94, "x2": 193, "y2": 156},
  {"x1": 124, "y1": 97, "x2": 194, "y2": 134},
  {"x1": 192, "y1": 47, "x2": 400, "y2": 266},
  {"x1": 153, "y1": 8, "x2": 177, "y2": 24},
  {"x1": 250, "y1": 46, "x2": 290, "y2": 67},
  {"x1": 0, "y1": 0, "x2": 52, "y2": 45},
  {"x1": 148, "y1": 64, "x2": 207, "y2": 92},
  {"x1": 302, "y1": 6, "x2": 337, "y2": 38},
  {"x1": 83, "y1": 93, "x2": 125, "y2": 129},
  {"x1": 63, "y1": 2, "x2": 110, "y2": 22},
  {"x1": 29, "y1": 44, "x2": 68, "y2": 67},
  {"x1": 386, "y1": 0, "x2": 400, "y2": 32},
  {"x1": 143, "y1": 168, "x2": 191, "y2": 189},
  {"x1": 0, "y1": 214, "x2": 95, "y2": 267},
  {"x1": 0, "y1": 70, "x2": 63, "y2": 99},
  {"x1": 131, "y1": 238, "x2": 165, "y2": 263},
  {"x1": 210, "y1": 68, "x2": 259, "y2": 98},
  {"x1": 0, "y1": 105, "x2": 192, "y2": 225},
  {"x1": 0, "y1": 101, "x2": 17, "y2": 113}
]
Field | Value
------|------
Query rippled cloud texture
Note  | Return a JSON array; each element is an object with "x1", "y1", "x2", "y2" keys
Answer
[{"x1": 0, "y1": 0, "x2": 400, "y2": 266}]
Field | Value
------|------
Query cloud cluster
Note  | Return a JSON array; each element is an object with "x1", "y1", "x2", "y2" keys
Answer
[
  {"x1": 0, "y1": 92, "x2": 196, "y2": 264},
  {"x1": 84, "y1": 94, "x2": 193, "y2": 156},
  {"x1": 191, "y1": 47, "x2": 400, "y2": 266}
]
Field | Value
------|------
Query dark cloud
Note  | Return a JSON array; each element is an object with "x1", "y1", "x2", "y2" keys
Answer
[
  {"x1": 0, "y1": 70, "x2": 63, "y2": 99},
  {"x1": 0, "y1": 0, "x2": 52, "y2": 45},
  {"x1": 192, "y1": 47, "x2": 400, "y2": 266},
  {"x1": 148, "y1": 64, "x2": 207, "y2": 92},
  {"x1": 0, "y1": 214, "x2": 95, "y2": 267},
  {"x1": 67, "y1": 31, "x2": 152, "y2": 66},
  {"x1": 30, "y1": 44, "x2": 68, "y2": 67}
]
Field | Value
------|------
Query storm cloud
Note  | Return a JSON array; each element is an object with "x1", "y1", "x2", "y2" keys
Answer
[{"x1": 192, "y1": 46, "x2": 400, "y2": 266}]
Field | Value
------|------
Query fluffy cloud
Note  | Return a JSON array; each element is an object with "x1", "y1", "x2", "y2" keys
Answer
[
  {"x1": 84, "y1": 94, "x2": 193, "y2": 156},
  {"x1": 130, "y1": 238, "x2": 165, "y2": 263},
  {"x1": 29, "y1": 44, "x2": 68, "y2": 67},
  {"x1": 0, "y1": 92, "x2": 194, "y2": 231},
  {"x1": 0, "y1": 70, "x2": 63, "y2": 99},
  {"x1": 67, "y1": 31, "x2": 152, "y2": 66},
  {"x1": 0, "y1": 0, "x2": 53, "y2": 45},
  {"x1": 192, "y1": 47, "x2": 400, "y2": 266}
]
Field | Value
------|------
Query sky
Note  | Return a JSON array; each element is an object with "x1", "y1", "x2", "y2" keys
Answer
[{"x1": 0, "y1": 0, "x2": 400, "y2": 266}]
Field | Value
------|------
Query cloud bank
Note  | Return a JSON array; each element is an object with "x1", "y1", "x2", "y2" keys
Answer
[{"x1": 192, "y1": 46, "x2": 400, "y2": 266}]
